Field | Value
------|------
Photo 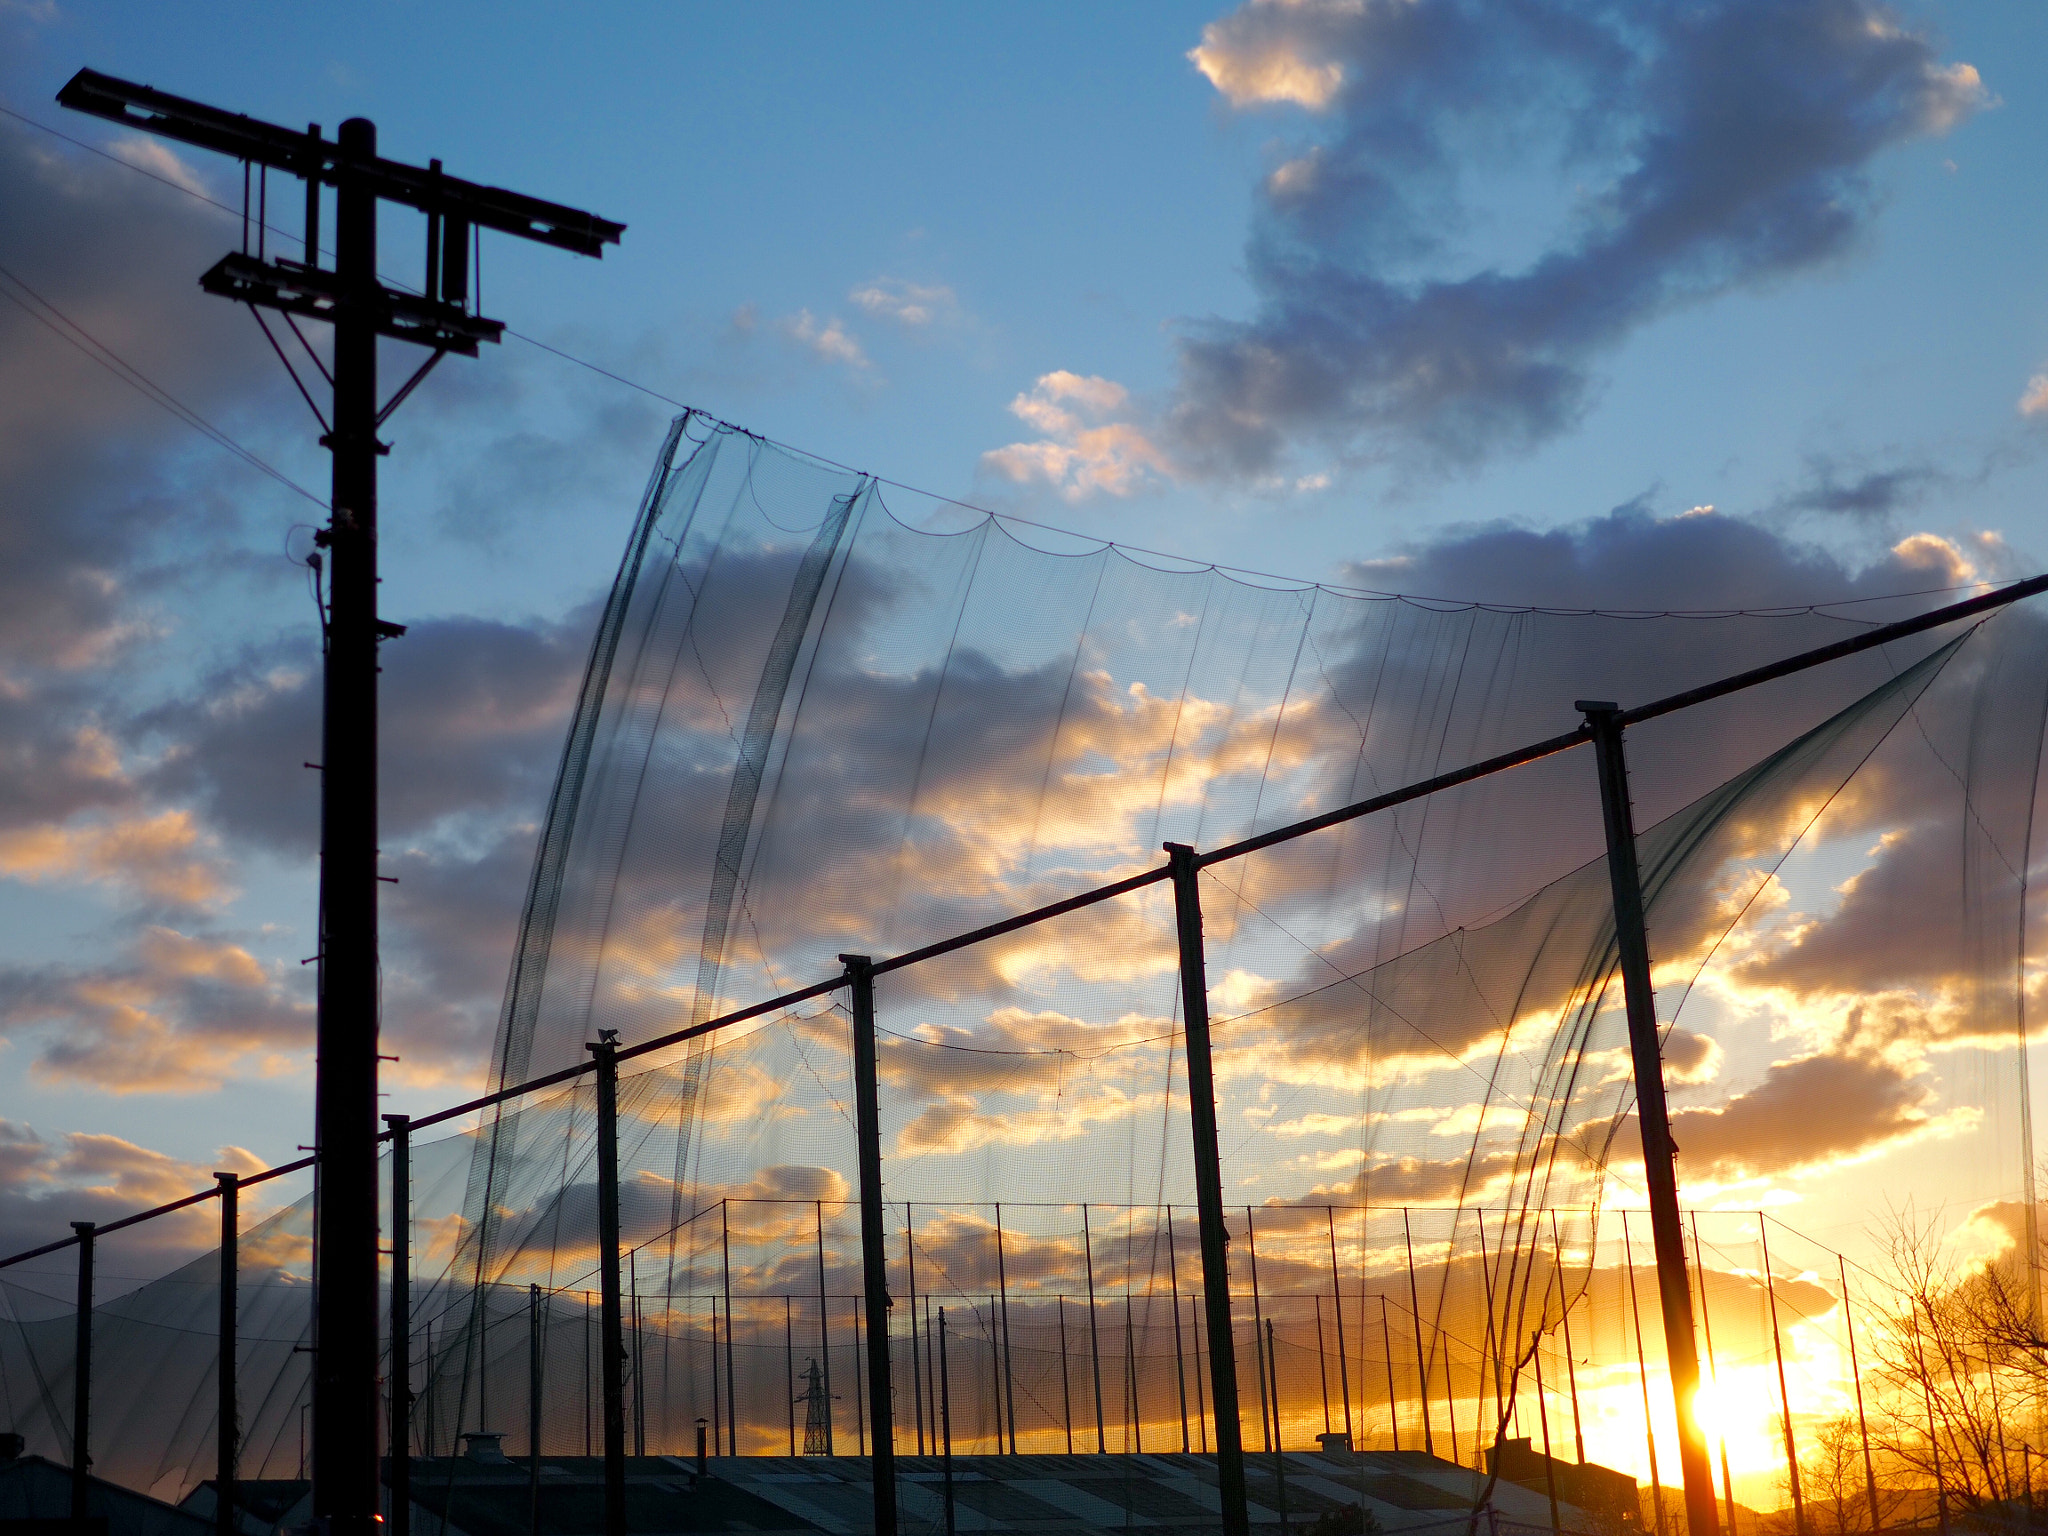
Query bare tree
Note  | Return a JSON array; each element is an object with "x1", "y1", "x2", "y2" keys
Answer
[{"x1": 1864, "y1": 1205, "x2": 2046, "y2": 1518}]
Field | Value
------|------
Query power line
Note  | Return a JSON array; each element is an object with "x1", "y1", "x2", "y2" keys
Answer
[
  {"x1": 0, "y1": 257, "x2": 326, "y2": 508},
  {"x1": 0, "y1": 97, "x2": 2012, "y2": 620}
]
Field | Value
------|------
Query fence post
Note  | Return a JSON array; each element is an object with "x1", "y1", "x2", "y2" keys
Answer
[
  {"x1": 722, "y1": 1201, "x2": 738, "y2": 1458},
  {"x1": 383, "y1": 1115, "x2": 408, "y2": 1536},
  {"x1": 71, "y1": 1221, "x2": 93, "y2": 1522},
  {"x1": 588, "y1": 1029, "x2": 627, "y2": 1536},
  {"x1": 841, "y1": 954, "x2": 897, "y2": 1536},
  {"x1": 1579, "y1": 702, "x2": 1720, "y2": 1536},
  {"x1": 529, "y1": 1283, "x2": 544, "y2": 1536},
  {"x1": 216, "y1": 1173, "x2": 239, "y2": 1536},
  {"x1": 938, "y1": 1306, "x2": 956, "y2": 1536},
  {"x1": 1165, "y1": 842, "x2": 1250, "y2": 1536}
]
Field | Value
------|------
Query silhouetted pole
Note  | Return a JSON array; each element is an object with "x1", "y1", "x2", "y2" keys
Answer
[
  {"x1": 71, "y1": 1220, "x2": 92, "y2": 1521},
  {"x1": 1379, "y1": 1294, "x2": 1401, "y2": 1452},
  {"x1": 589, "y1": 1031, "x2": 627, "y2": 1536},
  {"x1": 813, "y1": 1201, "x2": 833, "y2": 1455},
  {"x1": 1690, "y1": 1215, "x2": 1738, "y2": 1536},
  {"x1": 1757, "y1": 1217, "x2": 1808, "y2": 1536},
  {"x1": 216, "y1": 1173, "x2": 239, "y2": 1536},
  {"x1": 1166, "y1": 842, "x2": 1250, "y2": 1536},
  {"x1": 529, "y1": 1284, "x2": 544, "y2": 1536},
  {"x1": 1401, "y1": 1211, "x2": 1435, "y2": 1456},
  {"x1": 784, "y1": 1297, "x2": 795, "y2": 1457},
  {"x1": 1839, "y1": 1256, "x2": 1881, "y2": 1533},
  {"x1": 383, "y1": 1117, "x2": 408, "y2": 1536},
  {"x1": 53, "y1": 73, "x2": 621, "y2": 1528},
  {"x1": 1621, "y1": 1212, "x2": 1667, "y2": 1536},
  {"x1": 841, "y1": 954, "x2": 897, "y2": 1534},
  {"x1": 722, "y1": 1201, "x2": 738, "y2": 1457},
  {"x1": 1059, "y1": 1297, "x2": 1074, "y2": 1454},
  {"x1": 995, "y1": 1204, "x2": 1017, "y2": 1455},
  {"x1": 1316, "y1": 1297, "x2": 1332, "y2": 1437},
  {"x1": 905, "y1": 1209, "x2": 925, "y2": 1456},
  {"x1": 1248, "y1": 1209, "x2": 1271, "y2": 1455},
  {"x1": 1328, "y1": 1209, "x2": 1354, "y2": 1448},
  {"x1": 1580, "y1": 702, "x2": 1720, "y2": 1536},
  {"x1": 1169, "y1": 1210, "x2": 1191, "y2": 1453},
  {"x1": 1083, "y1": 1205, "x2": 1107, "y2": 1452},
  {"x1": 938, "y1": 1307, "x2": 956, "y2": 1536},
  {"x1": 1551, "y1": 1213, "x2": 1587, "y2": 1465},
  {"x1": 1268, "y1": 1318, "x2": 1290, "y2": 1535}
]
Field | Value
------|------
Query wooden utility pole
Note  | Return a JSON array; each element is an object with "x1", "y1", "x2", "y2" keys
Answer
[{"x1": 56, "y1": 71, "x2": 621, "y2": 1536}]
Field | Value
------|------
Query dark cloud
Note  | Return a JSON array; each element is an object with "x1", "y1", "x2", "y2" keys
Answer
[
  {"x1": 1173, "y1": 0, "x2": 1985, "y2": 475},
  {"x1": 1668, "y1": 1048, "x2": 1938, "y2": 1184},
  {"x1": 1769, "y1": 458, "x2": 1947, "y2": 521}
]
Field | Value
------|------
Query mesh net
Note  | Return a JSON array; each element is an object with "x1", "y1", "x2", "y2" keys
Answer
[{"x1": 3, "y1": 416, "x2": 2045, "y2": 1524}]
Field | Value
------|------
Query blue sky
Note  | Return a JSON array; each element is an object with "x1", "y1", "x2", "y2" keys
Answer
[{"x1": 1, "y1": 0, "x2": 2047, "y2": 1274}]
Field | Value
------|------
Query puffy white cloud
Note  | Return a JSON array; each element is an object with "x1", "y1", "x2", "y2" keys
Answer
[{"x1": 981, "y1": 371, "x2": 1173, "y2": 499}]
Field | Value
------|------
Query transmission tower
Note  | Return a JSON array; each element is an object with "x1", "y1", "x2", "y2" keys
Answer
[{"x1": 800, "y1": 1358, "x2": 833, "y2": 1456}]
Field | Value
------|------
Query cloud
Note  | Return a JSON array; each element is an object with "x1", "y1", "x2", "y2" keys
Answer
[
  {"x1": 0, "y1": 808, "x2": 225, "y2": 905},
  {"x1": 2020, "y1": 372, "x2": 2048, "y2": 418},
  {"x1": 1189, "y1": 8, "x2": 1346, "y2": 110},
  {"x1": 1172, "y1": 0, "x2": 1989, "y2": 476},
  {"x1": 1667, "y1": 1048, "x2": 1952, "y2": 1186},
  {"x1": 1769, "y1": 457, "x2": 1946, "y2": 521},
  {"x1": 780, "y1": 309, "x2": 870, "y2": 371},
  {"x1": 849, "y1": 278, "x2": 961, "y2": 327},
  {"x1": 0, "y1": 925, "x2": 311, "y2": 1092},
  {"x1": 0, "y1": 1118, "x2": 267, "y2": 1264},
  {"x1": 980, "y1": 371, "x2": 1174, "y2": 499}
]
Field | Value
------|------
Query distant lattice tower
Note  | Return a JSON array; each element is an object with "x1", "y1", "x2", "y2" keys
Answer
[{"x1": 799, "y1": 1357, "x2": 833, "y2": 1456}]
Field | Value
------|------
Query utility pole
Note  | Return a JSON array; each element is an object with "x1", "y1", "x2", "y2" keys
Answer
[{"x1": 56, "y1": 71, "x2": 621, "y2": 1536}]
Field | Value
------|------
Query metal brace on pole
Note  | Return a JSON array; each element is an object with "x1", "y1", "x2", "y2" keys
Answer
[
  {"x1": 1579, "y1": 702, "x2": 1720, "y2": 1536},
  {"x1": 1165, "y1": 842, "x2": 1250, "y2": 1536},
  {"x1": 842, "y1": 954, "x2": 898, "y2": 1536}
]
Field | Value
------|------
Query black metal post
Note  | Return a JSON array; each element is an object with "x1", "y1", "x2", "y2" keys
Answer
[
  {"x1": 529, "y1": 1283, "x2": 543, "y2": 1536},
  {"x1": 784, "y1": 1297, "x2": 795, "y2": 1457},
  {"x1": 1059, "y1": 1298, "x2": 1074, "y2": 1455},
  {"x1": 72, "y1": 1220, "x2": 92, "y2": 1522},
  {"x1": 1839, "y1": 1256, "x2": 1882, "y2": 1533},
  {"x1": 589, "y1": 1031, "x2": 627, "y2": 1536},
  {"x1": 1691, "y1": 1216, "x2": 1737, "y2": 1536},
  {"x1": 723, "y1": 1202, "x2": 738, "y2": 1458},
  {"x1": 1248, "y1": 1209, "x2": 1271, "y2": 1456},
  {"x1": 1579, "y1": 702, "x2": 1720, "y2": 1536},
  {"x1": 847, "y1": 958, "x2": 897, "y2": 1513},
  {"x1": 1164, "y1": 843, "x2": 1250, "y2": 1536},
  {"x1": 383, "y1": 1117, "x2": 408, "y2": 1536},
  {"x1": 995, "y1": 1204, "x2": 1017, "y2": 1455},
  {"x1": 1169, "y1": 1210, "x2": 1191, "y2": 1453},
  {"x1": 1328, "y1": 1208, "x2": 1354, "y2": 1450},
  {"x1": 814, "y1": 1201, "x2": 833, "y2": 1455},
  {"x1": 1401, "y1": 1211, "x2": 1434, "y2": 1457},
  {"x1": 1758, "y1": 1218, "x2": 1808, "y2": 1536},
  {"x1": 906, "y1": 1208, "x2": 925, "y2": 1457},
  {"x1": 1379, "y1": 1294, "x2": 1399, "y2": 1453},
  {"x1": 1622, "y1": 1212, "x2": 1667, "y2": 1536},
  {"x1": 938, "y1": 1308, "x2": 956, "y2": 1536},
  {"x1": 216, "y1": 1174, "x2": 239, "y2": 1536},
  {"x1": 1551, "y1": 1213, "x2": 1587, "y2": 1465},
  {"x1": 1268, "y1": 1318, "x2": 1289, "y2": 1536},
  {"x1": 1083, "y1": 1205, "x2": 1107, "y2": 1453}
]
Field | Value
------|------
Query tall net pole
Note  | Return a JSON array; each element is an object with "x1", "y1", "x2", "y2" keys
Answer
[{"x1": 1581, "y1": 703, "x2": 1720, "y2": 1536}]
